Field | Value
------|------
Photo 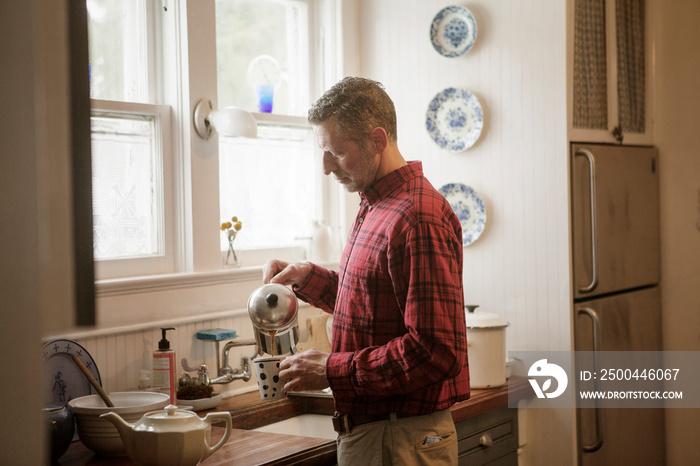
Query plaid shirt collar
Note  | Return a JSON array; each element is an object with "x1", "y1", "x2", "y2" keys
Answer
[{"x1": 360, "y1": 161, "x2": 423, "y2": 205}]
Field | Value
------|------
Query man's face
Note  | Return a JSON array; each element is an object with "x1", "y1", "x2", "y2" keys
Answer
[{"x1": 314, "y1": 119, "x2": 379, "y2": 193}]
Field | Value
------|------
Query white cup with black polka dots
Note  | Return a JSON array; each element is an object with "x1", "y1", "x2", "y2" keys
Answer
[{"x1": 253, "y1": 356, "x2": 286, "y2": 399}]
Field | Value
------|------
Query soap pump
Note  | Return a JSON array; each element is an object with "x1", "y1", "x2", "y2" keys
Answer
[{"x1": 153, "y1": 327, "x2": 176, "y2": 404}]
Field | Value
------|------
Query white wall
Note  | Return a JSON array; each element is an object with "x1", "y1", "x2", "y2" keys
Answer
[
  {"x1": 355, "y1": 0, "x2": 571, "y2": 352},
  {"x1": 652, "y1": 1, "x2": 700, "y2": 464},
  {"x1": 354, "y1": 0, "x2": 573, "y2": 464},
  {"x1": 1, "y1": 1, "x2": 75, "y2": 464}
]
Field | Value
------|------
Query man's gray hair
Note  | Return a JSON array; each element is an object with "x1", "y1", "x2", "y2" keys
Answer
[{"x1": 308, "y1": 77, "x2": 397, "y2": 144}]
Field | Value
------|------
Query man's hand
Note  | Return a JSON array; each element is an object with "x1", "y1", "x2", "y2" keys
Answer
[
  {"x1": 279, "y1": 348, "x2": 330, "y2": 392},
  {"x1": 262, "y1": 259, "x2": 313, "y2": 286}
]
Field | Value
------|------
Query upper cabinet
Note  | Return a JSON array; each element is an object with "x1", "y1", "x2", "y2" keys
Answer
[{"x1": 569, "y1": 0, "x2": 653, "y2": 145}]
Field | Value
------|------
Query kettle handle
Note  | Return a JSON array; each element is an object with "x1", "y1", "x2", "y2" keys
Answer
[{"x1": 201, "y1": 412, "x2": 233, "y2": 460}]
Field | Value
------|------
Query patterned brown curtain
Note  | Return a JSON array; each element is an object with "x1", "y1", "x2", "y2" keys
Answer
[
  {"x1": 616, "y1": 0, "x2": 645, "y2": 133},
  {"x1": 573, "y1": 0, "x2": 608, "y2": 130}
]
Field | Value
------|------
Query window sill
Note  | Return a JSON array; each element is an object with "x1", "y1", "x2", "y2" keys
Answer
[
  {"x1": 95, "y1": 260, "x2": 340, "y2": 298},
  {"x1": 95, "y1": 266, "x2": 262, "y2": 298},
  {"x1": 252, "y1": 112, "x2": 309, "y2": 127}
]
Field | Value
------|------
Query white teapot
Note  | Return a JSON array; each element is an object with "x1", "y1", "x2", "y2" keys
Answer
[{"x1": 101, "y1": 405, "x2": 232, "y2": 466}]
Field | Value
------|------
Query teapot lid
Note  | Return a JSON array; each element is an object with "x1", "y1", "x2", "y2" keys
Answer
[
  {"x1": 145, "y1": 405, "x2": 196, "y2": 421},
  {"x1": 136, "y1": 405, "x2": 204, "y2": 431},
  {"x1": 248, "y1": 283, "x2": 298, "y2": 331}
]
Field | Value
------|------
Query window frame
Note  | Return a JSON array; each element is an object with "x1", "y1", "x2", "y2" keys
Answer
[
  {"x1": 213, "y1": 0, "x2": 339, "y2": 258},
  {"x1": 177, "y1": 0, "x2": 344, "y2": 274},
  {"x1": 218, "y1": 112, "x2": 324, "y2": 257},
  {"x1": 93, "y1": 0, "x2": 347, "y2": 299},
  {"x1": 90, "y1": 99, "x2": 176, "y2": 279}
]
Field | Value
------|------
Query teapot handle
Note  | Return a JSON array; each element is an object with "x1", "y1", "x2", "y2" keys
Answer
[{"x1": 201, "y1": 412, "x2": 233, "y2": 460}]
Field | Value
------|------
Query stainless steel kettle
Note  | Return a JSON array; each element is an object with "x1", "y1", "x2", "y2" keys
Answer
[{"x1": 247, "y1": 283, "x2": 299, "y2": 356}]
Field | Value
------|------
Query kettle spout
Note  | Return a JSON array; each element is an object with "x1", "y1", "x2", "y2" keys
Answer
[{"x1": 100, "y1": 412, "x2": 134, "y2": 445}]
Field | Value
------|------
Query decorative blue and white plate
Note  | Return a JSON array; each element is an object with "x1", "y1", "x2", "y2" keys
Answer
[
  {"x1": 43, "y1": 339, "x2": 101, "y2": 407},
  {"x1": 426, "y1": 88, "x2": 484, "y2": 152},
  {"x1": 439, "y1": 183, "x2": 487, "y2": 246},
  {"x1": 430, "y1": 5, "x2": 477, "y2": 57}
]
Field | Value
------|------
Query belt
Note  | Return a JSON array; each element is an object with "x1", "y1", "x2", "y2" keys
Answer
[{"x1": 332, "y1": 411, "x2": 406, "y2": 433}]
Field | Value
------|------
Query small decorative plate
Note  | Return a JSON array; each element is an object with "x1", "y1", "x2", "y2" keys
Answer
[
  {"x1": 43, "y1": 339, "x2": 101, "y2": 407},
  {"x1": 430, "y1": 5, "x2": 478, "y2": 57},
  {"x1": 184, "y1": 394, "x2": 222, "y2": 412},
  {"x1": 426, "y1": 88, "x2": 484, "y2": 152},
  {"x1": 439, "y1": 183, "x2": 487, "y2": 246}
]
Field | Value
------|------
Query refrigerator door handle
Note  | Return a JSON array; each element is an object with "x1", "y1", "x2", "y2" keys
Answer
[
  {"x1": 575, "y1": 149, "x2": 599, "y2": 293},
  {"x1": 577, "y1": 307, "x2": 603, "y2": 453}
]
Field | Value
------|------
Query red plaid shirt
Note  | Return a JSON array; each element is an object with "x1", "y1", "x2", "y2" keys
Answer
[{"x1": 294, "y1": 161, "x2": 470, "y2": 416}]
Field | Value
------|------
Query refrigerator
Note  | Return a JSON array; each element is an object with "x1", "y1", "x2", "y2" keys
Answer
[{"x1": 570, "y1": 143, "x2": 665, "y2": 465}]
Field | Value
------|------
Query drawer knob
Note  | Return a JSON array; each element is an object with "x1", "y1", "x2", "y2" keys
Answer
[{"x1": 479, "y1": 433, "x2": 493, "y2": 447}]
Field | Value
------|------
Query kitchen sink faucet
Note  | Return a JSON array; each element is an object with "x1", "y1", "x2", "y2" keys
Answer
[{"x1": 182, "y1": 337, "x2": 259, "y2": 386}]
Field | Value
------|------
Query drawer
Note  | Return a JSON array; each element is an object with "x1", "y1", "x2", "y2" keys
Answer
[{"x1": 456, "y1": 406, "x2": 518, "y2": 466}]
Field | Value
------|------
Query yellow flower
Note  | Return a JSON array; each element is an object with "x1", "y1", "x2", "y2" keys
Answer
[{"x1": 220, "y1": 217, "x2": 242, "y2": 233}]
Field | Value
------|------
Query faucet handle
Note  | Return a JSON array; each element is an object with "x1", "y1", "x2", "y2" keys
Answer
[
  {"x1": 181, "y1": 358, "x2": 211, "y2": 385},
  {"x1": 181, "y1": 357, "x2": 201, "y2": 372}
]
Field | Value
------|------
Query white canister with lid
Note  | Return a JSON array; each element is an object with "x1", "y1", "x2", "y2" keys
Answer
[{"x1": 465, "y1": 305, "x2": 509, "y2": 389}]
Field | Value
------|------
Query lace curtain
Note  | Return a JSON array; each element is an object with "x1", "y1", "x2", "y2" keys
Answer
[
  {"x1": 573, "y1": 0, "x2": 608, "y2": 129},
  {"x1": 616, "y1": 0, "x2": 645, "y2": 133},
  {"x1": 573, "y1": 0, "x2": 645, "y2": 133}
]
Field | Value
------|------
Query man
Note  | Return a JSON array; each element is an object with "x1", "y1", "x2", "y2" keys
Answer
[{"x1": 263, "y1": 77, "x2": 469, "y2": 465}]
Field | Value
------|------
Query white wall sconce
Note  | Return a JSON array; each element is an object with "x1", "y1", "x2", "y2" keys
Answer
[{"x1": 193, "y1": 98, "x2": 258, "y2": 140}]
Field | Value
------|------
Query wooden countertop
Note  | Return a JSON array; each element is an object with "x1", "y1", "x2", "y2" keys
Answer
[
  {"x1": 451, "y1": 376, "x2": 533, "y2": 423},
  {"x1": 58, "y1": 377, "x2": 532, "y2": 465}
]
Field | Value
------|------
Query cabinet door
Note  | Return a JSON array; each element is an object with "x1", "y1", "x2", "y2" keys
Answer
[
  {"x1": 569, "y1": 0, "x2": 654, "y2": 145},
  {"x1": 571, "y1": 144, "x2": 660, "y2": 299},
  {"x1": 574, "y1": 287, "x2": 665, "y2": 465}
]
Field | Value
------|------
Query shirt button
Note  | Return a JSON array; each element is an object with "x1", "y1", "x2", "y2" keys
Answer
[{"x1": 358, "y1": 217, "x2": 364, "y2": 224}]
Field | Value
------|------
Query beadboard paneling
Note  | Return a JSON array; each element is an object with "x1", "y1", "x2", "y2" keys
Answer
[
  {"x1": 356, "y1": 0, "x2": 571, "y2": 353},
  {"x1": 356, "y1": 2, "x2": 573, "y2": 464},
  {"x1": 63, "y1": 306, "x2": 326, "y2": 398}
]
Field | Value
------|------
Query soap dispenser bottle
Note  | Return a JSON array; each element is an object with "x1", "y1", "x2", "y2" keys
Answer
[{"x1": 152, "y1": 327, "x2": 177, "y2": 404}]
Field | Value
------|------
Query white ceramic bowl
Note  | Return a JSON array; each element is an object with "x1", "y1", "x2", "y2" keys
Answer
[{"x1": 68, "y1": 391, "x2": 169, "y2": 457}]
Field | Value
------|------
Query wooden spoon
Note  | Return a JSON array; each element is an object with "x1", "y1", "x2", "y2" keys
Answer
[{"x1": 72, "y1": 354, "x2": 114, "y2": 407}]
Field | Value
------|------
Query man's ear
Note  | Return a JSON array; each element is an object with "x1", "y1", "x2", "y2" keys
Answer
[{"x1": 370, "y1": 127, "x2": 388, "y2": 154}]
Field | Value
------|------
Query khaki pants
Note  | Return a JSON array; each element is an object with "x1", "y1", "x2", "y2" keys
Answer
[{"x1": 336, "y1": 408, "x2": 457, "y2": 466}]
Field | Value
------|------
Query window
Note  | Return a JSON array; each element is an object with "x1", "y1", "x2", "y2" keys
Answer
[
  {"x1": 218, "y1": 122, "x2": 318, "y2": 253},
  {"x1": 215, "y1": 0, "x2": 310, "y2": 116},
  {"x1": 215, "y1": 0, "x2": 324, "y2": 259},
  {"x1": 91, "y1": 107, "x2": 163, "y2": 259},
  {"x1": 86, "y1": 0, "x2": 153, "y2": 104},
  {"x1": 87, "y1": 0, "x2": 342, "y2": 281},
  {"x1": 90, "y1": 100, "x2": 174, "y2": 278},
  {"x1": 87, "y1": 0, "x2": 175, "y2": 279}
]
